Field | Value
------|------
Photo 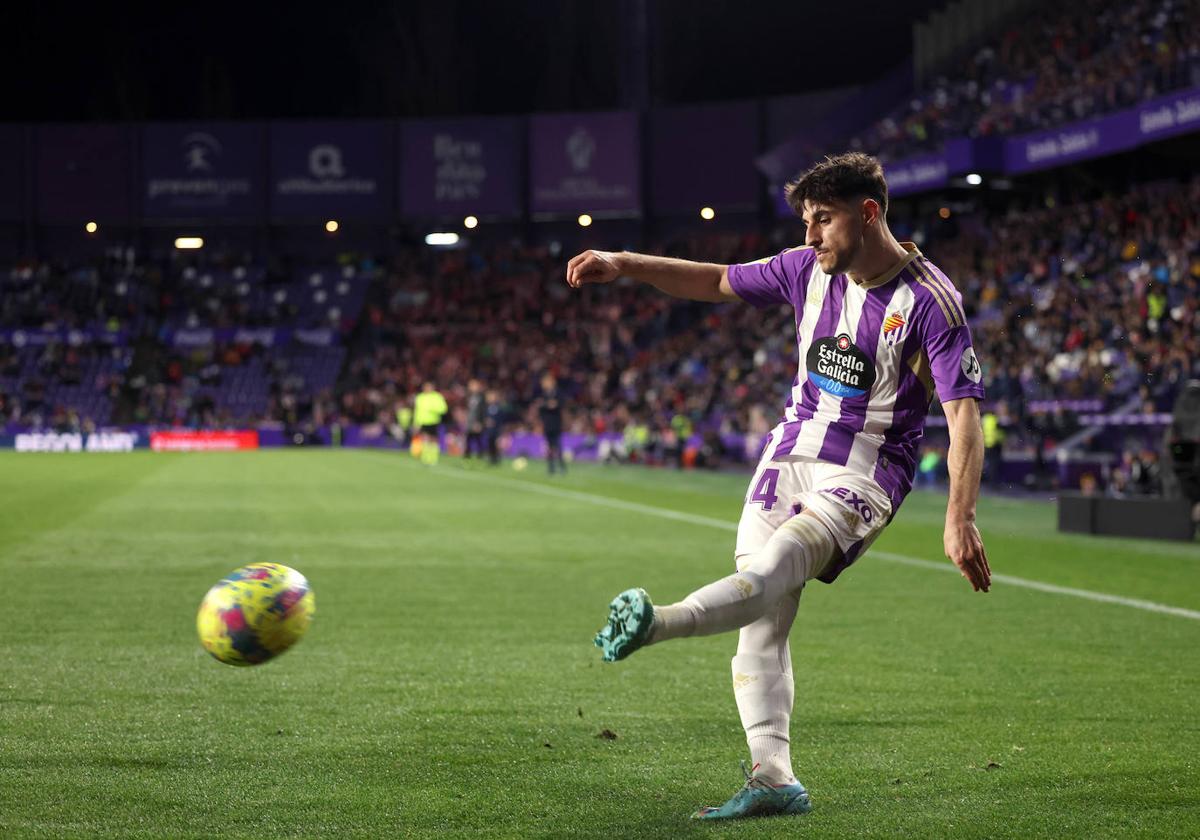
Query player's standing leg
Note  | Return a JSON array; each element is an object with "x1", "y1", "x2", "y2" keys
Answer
[{"x1": 721, "y1": 461, "x2": 813, "y2": 794}]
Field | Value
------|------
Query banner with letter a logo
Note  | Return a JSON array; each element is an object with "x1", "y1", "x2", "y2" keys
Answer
[{"x1": 270, "y1": 121, "x2": 392, "y2": 220}]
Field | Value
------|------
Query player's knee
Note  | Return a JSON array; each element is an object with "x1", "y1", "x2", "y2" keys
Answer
[{"x1": 776, "y1": 513, "x2": 837, "y2": 576}]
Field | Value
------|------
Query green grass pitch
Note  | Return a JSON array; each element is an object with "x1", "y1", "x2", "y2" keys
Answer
[{"x1": 1, "y1": 450, "x2": 1198, "y2": 839}]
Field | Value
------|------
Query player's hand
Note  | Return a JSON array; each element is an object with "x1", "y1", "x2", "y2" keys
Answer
[
  {"x1": 944, "y1": 518, "x2": 990, "y2": 592},
  {"x1": 566, "y1": 249, "x2": 623, "y2": 289}
]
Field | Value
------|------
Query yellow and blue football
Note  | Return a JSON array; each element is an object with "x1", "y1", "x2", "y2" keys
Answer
[{"x1": 196, "y1": 563, "x2": 315, "y2": 666}]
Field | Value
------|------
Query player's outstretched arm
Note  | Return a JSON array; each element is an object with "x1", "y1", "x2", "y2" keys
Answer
[
  {"x1": 942, "y1": 397, "x2": 991, "y2": 592},
  {"x1": 565, "y1": 250, "x2": 739, "y2": 303}
]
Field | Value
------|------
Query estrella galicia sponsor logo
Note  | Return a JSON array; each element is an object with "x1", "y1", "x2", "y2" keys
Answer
[
  {"x1": 818, "y1": 486, "x2": 875, "y2": 524},
  {"x1": 806, "y1": 333, "x2": 877, "y2": 398}
]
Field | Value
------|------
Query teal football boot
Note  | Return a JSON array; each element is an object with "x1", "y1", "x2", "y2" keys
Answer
[
  {"x1": 593, "y1": 588, "x2": 654, "y2": 662},
  {"x1": 692, "y1": 762, "x2": 812, "y2": 820}
]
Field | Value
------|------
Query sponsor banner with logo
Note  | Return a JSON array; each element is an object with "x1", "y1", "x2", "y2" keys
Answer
[
  {"x1": 0, "y1": 326, "x2": 129, "y2": 346},
  {"x1": 36, "y1": 124, "x2": 133, "y2": 223},
  {"x1": 0, "y1": 125, "x2": 24, "y2": 221},
  {"x1": 768, "y1": 85, "x2": 1200, "y2": 204},
  {"x1": 399, "y1": 117, "x2": 522, "y2": 218},
  {"x1": 150, "y1": 430, "x2": 259, "y2": 452},
  {"x1": 1006, "y1": 84, "x2": 1200, "y2": 174},
  {"x1": 142, "y1": 123, "x2": 266, "y2": 219},
  {"x1": 1005, "y1": 110, "x2": 1134, "y2": 174},
  {"x1": 650, "y1": 103, "x2": 759, "y2": 214},
  {"x1": 807, "y1": 333, "x2": 878, "y2": 398},
  {"x1": 885, "y1": 152, "x2": 949, "y2": 197},
  {"x1": 529, "y1": 111, "x2": 640, "y2": 216},
  {"x1": 293, "y1": 328, "x2": 335, "y2": 346},
  {"x1": 270, "y1": 121, "x2": 392, "y2": 219},
  {"x1": 12, "y1": 431, "x2": 141, "y2": 452},
  {"x1": 164, "y1": 327, "x2": 336, "y2": 348}
]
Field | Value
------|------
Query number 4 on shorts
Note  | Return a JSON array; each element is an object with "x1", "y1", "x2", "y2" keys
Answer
[{"x1": 749, "y1": 468, "x2": 780, "y2": 511}]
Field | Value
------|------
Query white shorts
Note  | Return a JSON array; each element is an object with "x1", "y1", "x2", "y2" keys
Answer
[{"x1": 735, "y1": 456, "x2": 893, "y2": 583}]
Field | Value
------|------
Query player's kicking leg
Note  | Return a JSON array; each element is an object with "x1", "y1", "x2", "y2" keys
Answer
[
  {"x1": 592, "y1": 507, "x2": 831, "y2": 820},
  {"x1": 593, "y1": 511, "x2": 834, "y2": 662},
  {"x1": 593, "y1": 460, "x2": 891, "y2": 819}
]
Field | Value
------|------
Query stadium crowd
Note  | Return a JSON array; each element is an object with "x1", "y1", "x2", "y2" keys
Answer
[
  {"x1": 849, "y1": 0, "x2": 1200, "y2": 162},
  {"x1": 337, "y1": 174, "x2": 1198, "y2": 469},
  {"x1": 2, "y1": 175, "x2": 1196, "y2": 484}
]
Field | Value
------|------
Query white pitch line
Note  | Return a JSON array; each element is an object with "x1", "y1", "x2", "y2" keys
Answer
[
  {"x1": 872, "y1": 551, "x2": 1200, "y2": 621},
  {"x1": 421, "y1": 462, "x2": 1200, "y2": 623},
  {"x1": 438, "y1": 466, "x2": 740, "y2": 532}
]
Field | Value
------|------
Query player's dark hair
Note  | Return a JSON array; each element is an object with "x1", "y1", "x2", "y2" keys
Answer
[{"x1": 784, "y1": 152, "x2": 888, "y2": 218}]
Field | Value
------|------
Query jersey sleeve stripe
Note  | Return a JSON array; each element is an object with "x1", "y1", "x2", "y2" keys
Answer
[
  {"x1": 909, "y1": 265, "x2": 961, "y2": 328},
  {"x1": 924, "y1": 261, "x2": 968, "y2": 324},
  {"x1": 914, "y1": 260, "x2": 966, "y2": 326}
]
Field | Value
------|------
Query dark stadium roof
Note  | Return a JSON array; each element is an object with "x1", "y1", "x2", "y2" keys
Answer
[{"x1": 4, "y1": 0, "x2": 949, "y2": 121}]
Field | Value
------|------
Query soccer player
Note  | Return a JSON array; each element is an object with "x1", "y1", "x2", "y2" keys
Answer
[{"x1": 566, "y1": 153, "x2": 991, "y2": 820}]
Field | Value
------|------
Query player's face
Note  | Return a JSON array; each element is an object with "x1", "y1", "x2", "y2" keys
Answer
[{"x1": 802, "y1": 199, "x2": 864, "y2": 275}]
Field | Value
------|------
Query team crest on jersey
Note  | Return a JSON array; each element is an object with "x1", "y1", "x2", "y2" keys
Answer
[
  {"x1": 806, "y1": 333, "x2": 877, "y2": 399},
  {"x1": 882, "y1": 311, "x2": 909, "y2": 346}
]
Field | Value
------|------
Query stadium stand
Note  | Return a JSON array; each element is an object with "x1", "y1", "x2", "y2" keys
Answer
[
  {"x1": 4, "y1": 169, "x2": 1195, "y2": 487},
  {"x1": 849, "y1": 0, "x2": 1200, "y2": 161}
]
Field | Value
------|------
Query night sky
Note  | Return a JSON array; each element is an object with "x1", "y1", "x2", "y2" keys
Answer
[{"x1": 3, "y1": 1, "x2": 949, "y2": 121}]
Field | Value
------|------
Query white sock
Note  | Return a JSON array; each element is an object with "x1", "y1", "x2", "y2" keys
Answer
[
  {"x1": 646, "y1": 602, "x2": 696, "y2": 644},
  {"x1": 733, "y1": 654, "x2": 796, "y2": 785},
  {"x1": 647, "y1": 515, "x2": 835, "y2": 643}
]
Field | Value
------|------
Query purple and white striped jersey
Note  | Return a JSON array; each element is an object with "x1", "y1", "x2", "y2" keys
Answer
[{"x1": 728, "y1": 243, "x2": 984, "y2": 516}]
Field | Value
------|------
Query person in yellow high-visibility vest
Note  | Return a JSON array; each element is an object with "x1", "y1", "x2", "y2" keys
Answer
[
  {"x1": 413, "y1": 381, "x2": 449, "y2": 466},
  {"x1": 396, "y1": 401, "x2": 414, "y2": 450},
  {"x1": 981, "y1": 409, "x2": 1005, "y2": 485}
]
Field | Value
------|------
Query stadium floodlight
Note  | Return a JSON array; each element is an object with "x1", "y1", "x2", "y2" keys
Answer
[
  {"x1": 174, "y1": 237, "x2": 204, "y2": 250},
  {"x1": 425, "y1": 232, "x2": 460, "y2": 246},
  {"x1": 938, "y1": 207, "x2": 951, "y2": 219},
  {"x1": 700, "y1": 207, "x2": 716, "y2": 220},
  {"x1": 464, "y1": 215, "x2": 479, "y2": 229},
  {"x1": 966, "y1": 173, "x2": 983, "y2": 186},
  {"x1": 578, "y1": 214, "x2": 593, "y2": 227},
  {"x1": 85, "y1": 221, "x2": 98, "y2": 234},
  {"x1": 325, "y1": 220, "x2": 339, "y2": 233}
]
